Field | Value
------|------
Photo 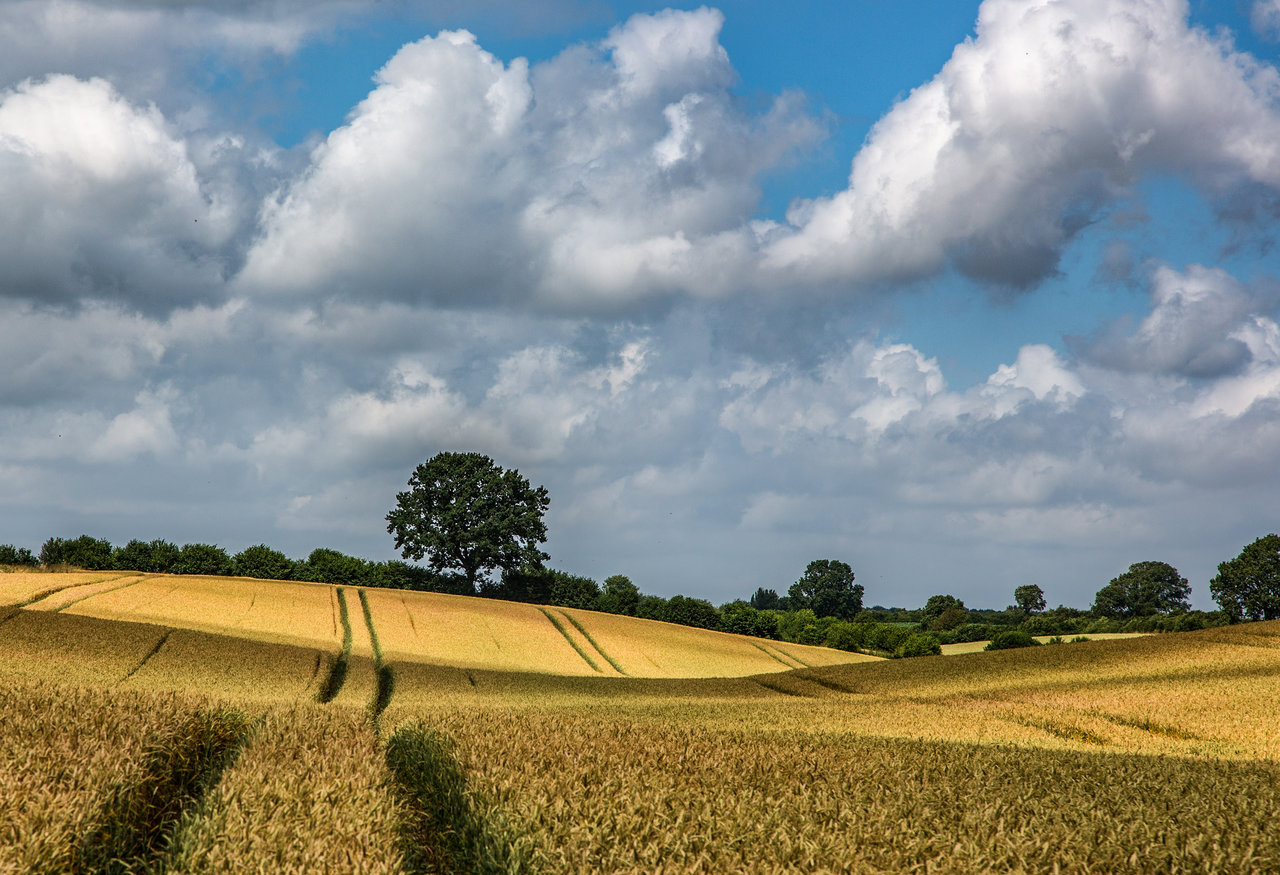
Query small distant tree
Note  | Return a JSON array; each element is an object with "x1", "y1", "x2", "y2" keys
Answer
[
  {"x1": 549, "y1": 571, "x2": 601, "y2": 611},
  {"x1": 114, "y1": 539, "x2": 180, "y2": 573},
  {"x1": 897, "y1": 632, "x2": 942, "y2": 658},
  {"x1": 40, "y1": 535, "x2": 115, "y2": 570},
  {"x1": 172, "y1": 543, "x2": 234, "y2": 576},
  {"x1": 635, "y1": 595, "x2": 668, "y2": 621},
  {"x1": 1092, "y1": 561, "x2": 1191, "y2": 618},
  {"x1": 1210, "y1": 534, "x2": 1280, "y2": 622},
  {"x1": 921, "y1": 594, "x2": 966, "y2": 631},
  {"x1": 386, "y1": 452, "x2": 549, "y2": 591},
  {"x1": 788, "y1": 560, "x2": 863, "y2": 621},
  {"x1": 664, "y1": 595, "x2": 722, "y2": 630},
  {"x1": 599, "y1": 575, "x2": 641, "y2": 616},
  {"x1": 0, "y1": 545, "x2": 38, "y2": 567},
  {"x1": 233, "y1": 544, "x2": 296, "y2": 580},
  {"x1": 749, "y1": 587, "x2": 781, "y2": 611},
  {"x1": 296, "y1": 548, "x2": 371, "y2": 586},
  {"x1": 1014, "y1": 584, "x2": 1046, "y2": 615},
  {"x1": 721, "y1": 601, "x2": 779, "y2": 639}
]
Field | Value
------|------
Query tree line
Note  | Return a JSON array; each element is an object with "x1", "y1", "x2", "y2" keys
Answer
[{"x1": 5, "y1": 450, "x2": 1278, "y2": 659}]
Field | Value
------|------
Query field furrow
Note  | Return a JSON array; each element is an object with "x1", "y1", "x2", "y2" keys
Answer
[
  {"x1": 168, "y1": 705, "x2": 404, "y2": 874},
  {"x1": 0, "y1": 679, "x2": 206, "y2": 874}
]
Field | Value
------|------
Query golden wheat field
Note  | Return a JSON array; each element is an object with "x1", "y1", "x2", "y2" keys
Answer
[{"x1": 2, "y1": 571, "x2": 1279, "y2": 872}]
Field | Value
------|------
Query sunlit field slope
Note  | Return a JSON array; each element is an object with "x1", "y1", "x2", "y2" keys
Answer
[
  {"x1": 2, "y1": 572, "x2": 871, "y2": 678},
  {"x1": 3, "y1": 571, "x2": 1279, "y2": 873}
]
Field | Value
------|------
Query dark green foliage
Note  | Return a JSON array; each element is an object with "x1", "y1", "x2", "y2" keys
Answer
[
  {"x1": 1014, "y1": 584, "x2": 1046, "y2": 615},
  {"x1": 986, "y1": 630, "x2": 1041, "y2": 650},
  {"x1": 40, "y1": 535, "x2": 115, "y2": 570},
  {"x1": 295, "y1": 547, "x2": 374, "y2": 586},
  {"x1": 749, "y1": 587, "x2": 781, "y2": 611},
  {"x1": 386, "y1": 451, "x2": 550, "y2": 588},
  {"x1": 896, "y1": 632, "x2": 942, "y2": 658},
  {"x1": 74, "y1": 709, "x2": 252, "y2": 874},
  {"x1": 0, "y1": 544, "x2": 37, "y2": 566},
  {"x1": 866, "y1": 623, "x2": 912, "y2": 653},
  {"x1": 113, "y1": 539, "x2": 180, "y2": 574},
  {"x1": 921, "y1": 594, "x2": 967, "y2": 631},
  {"x1": 232, "y1": 544, "x2": 296, "y2": 580},
  {"x1": 171, "y1": 543, "x2": 234, "y2": 576},
  {"x1": 635, "y1": 595, "x2": 668, "y2": 621},
  {"x1": 663, "y1": 594, "x2": 722, "y2": 630},
  {"x1": 720, "y1": 601, "x2": 779, "y2": 639},
  {"x1": 787, "y1": 559, "x2": 864, "y2": 621},
  {"x1": 1210, "y1": 534, "x2": 1280, "y2": 622},
  {"x1": 821, "y1": 620, "x2": 865, "y2": 651},
  {"x1": 1093, "y1": 561, "x2": 1191, "y2": 618},
  {"x1": 599, "y1": 575, "x2": 640, "y2": 615},
  {"x1": 548, "y1": 571, "x2": 600, "y2": 611},
  {"x1": 385, "y1": 726, "x2": 527, "y2": 875},
  {"x1": 380, "y1": 560, "x2": 444, "y2": 591}
]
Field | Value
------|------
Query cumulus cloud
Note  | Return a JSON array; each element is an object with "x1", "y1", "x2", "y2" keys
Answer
[
  {"x1": 0, "y1": 75, "x2": 241, "y2": 310},
  {"x1": 1254, "y1": 0, "x2": 1280, "y2": 41},
  {"x1": 763, "y1": 0, "x2": 1280, "y2": 289},
  {"x1": 1077, "y1": 264, "x2": 1280, "y2": 378},
  {"x1": 239, "y1": 8, "x2": 822, "y2": 310}
]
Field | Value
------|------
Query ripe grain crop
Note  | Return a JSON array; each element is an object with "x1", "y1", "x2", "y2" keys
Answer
[
  {"x1": 360, "y1": 587, "x2": 603, "y2": 676},
  {"x1": 0, "y1": 610, "x2": 171, "y2": 688},
  {"x1": 0, "y1": 571, "x2": 126, "y2": 608},
  {"x1": 23, "y1": 574, "x2": 146, "y2": 612},
  {"x1": 553, "y1": 605, "x2": 871, "y2": 678},
  {"x1": 122, "y1": 627, "x2": 327, "y2": 704},
  {"x1": 433, "y1": 708, "x2": 1280, "y2": 873},
  {"x1": 63, "y1": 574, "x2": 343, "y2": 653},
  {"x1": 168, "y1": 705, "x2": 404, "y2": 874},
  {"x1": 0, "y1": 678, "x2": 205, "y2": 874},
  {"x1": 74, "y1": 707, "x2": 254, "y2": 873}
]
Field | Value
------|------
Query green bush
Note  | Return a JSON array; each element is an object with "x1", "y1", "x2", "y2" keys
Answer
[
  {"x1": 232, "y1": 544, "x2": 296, "y2": 580},
  {"x1": 896, "y1": 633, "x2": 942, "y2": 658},
  {"x1": 40, "y1": 535, "x2": 115, "y2": 570},
  {"x1": 985, "y1": 630, "x2": 1041, "y2": 651},
  {"x1": 171, "y1": 543, "x2": 234, "y2": 576},
  {"x1": 114, "y1": 539, "x2": 180, "y2": 573}
]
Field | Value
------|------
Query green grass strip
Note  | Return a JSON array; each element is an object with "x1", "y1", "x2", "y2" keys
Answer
[
  {"x1": 316, "y1": 587, "x2": 353, "y2": 704},
  {"x1": 537, "y1": 606, "x2": 602, "y2": 673},
  {"x1": 73, "y1": 708, "x2": 254, "y2": 874},
  {"x1": 357, "y1": 588, "x2": 395, "y2": 720},
  {"x1": 385, "y1": 724, "x2": 529, "y2": 875},
  {"x1": 558, "y1": 610, "x2": 629, "y2": 675}
]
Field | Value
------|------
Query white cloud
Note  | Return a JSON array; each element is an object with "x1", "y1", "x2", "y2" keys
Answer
[
  {"x1": 0, "y1": 75, "x2": 235, "y2": 309},
  {"x1": 763, "y1": 0, "x2": 1280, "y2": 288},
  {"x1": 239, "y1": 8, "x2": 822, "y2": 310},
  {"x1": 1079, "y1": 264, "x2": 1276, "y2": 378},
  {"x1": 1253, "y1": 0, "x2": 1280, "y2": 41}
]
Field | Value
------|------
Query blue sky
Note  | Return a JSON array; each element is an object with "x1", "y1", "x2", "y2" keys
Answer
[{"x1": 2, "y1": 0, "x2": 1280, "y2": 611}]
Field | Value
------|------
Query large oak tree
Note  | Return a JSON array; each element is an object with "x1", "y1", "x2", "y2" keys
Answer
[{"x1": 386, "y1": 452, "x2": 550, "y2": 590}]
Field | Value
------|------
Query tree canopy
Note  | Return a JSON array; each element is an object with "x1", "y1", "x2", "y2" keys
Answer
[
  {"x1": 1092, "y1": 561, "x2": 1191, "y2": 618},
  {"x1": 1210, "y1": 534, "x2": 1280, "y2": 622},
  {"x1": 1014, "y1": 584, "x2": 1046, "y2": 615},
  {"x1": 385, "y1": 452, "x2": 550, "y2": 589},
  {"x1": 787, "y1": 560, "x2": 863, "y2": 621}
]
